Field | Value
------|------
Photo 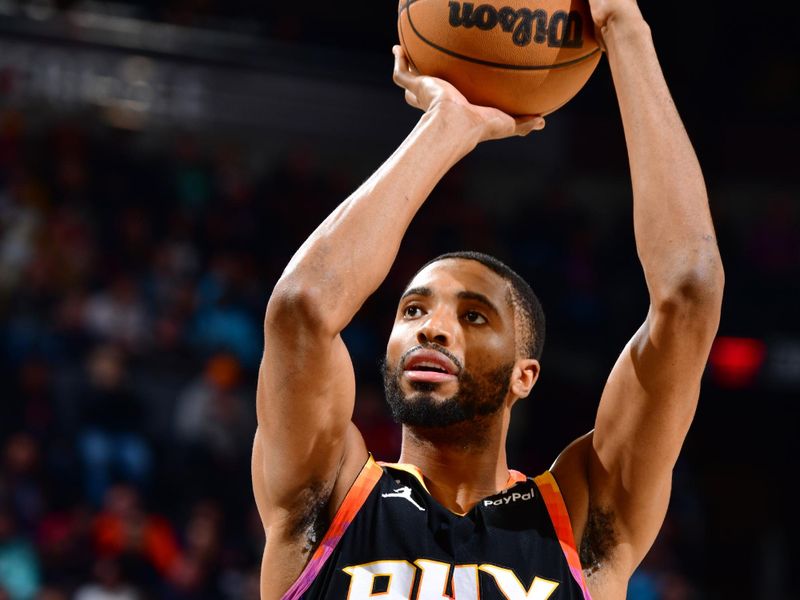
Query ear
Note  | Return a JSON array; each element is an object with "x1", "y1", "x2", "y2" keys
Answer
[{"x1": 510, "y1": 359, "x2": 540, "y2": 400}]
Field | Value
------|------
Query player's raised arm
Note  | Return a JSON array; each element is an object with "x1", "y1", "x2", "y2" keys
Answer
[
  {"x1": 551, "y1": 1, "x2": 724, "y2": 595},
  {"x1": 253, "y1": 45, "x2": 544, "y2": 581}
]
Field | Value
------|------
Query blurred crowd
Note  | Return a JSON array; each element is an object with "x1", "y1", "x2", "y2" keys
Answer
[{"x1": 0, "y1": 104, "x2": 797, "y2": 600}]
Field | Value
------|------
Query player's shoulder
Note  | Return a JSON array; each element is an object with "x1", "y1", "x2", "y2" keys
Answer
[
  {"x1": 550, "y1": 431, "x2": 593, "y2": 483},
  {"x1": 549, "y1": 432, "x2": 593, "y2": 544},
  {"x1": 328, "y1": 422, "x2": 372, "y2": 510}
]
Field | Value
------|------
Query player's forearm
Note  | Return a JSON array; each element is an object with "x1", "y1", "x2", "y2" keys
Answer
[
  {"x1": 267, "y1": 105, "x2": 480, "y2": 333},
  {"x1": 605, "y1": 16, "x2": 723, "y2": 305}
]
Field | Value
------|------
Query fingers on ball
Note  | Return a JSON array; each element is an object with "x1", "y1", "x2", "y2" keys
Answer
[
  {"x1": 393, "y1": 56, "x2": 413, "y2": 89},
  {"x1": 515, "y1": 116, "x2": 545, "y2": 132},
  {"x1": 404, "y1": 90, "x2": 420, "y2": 108}
]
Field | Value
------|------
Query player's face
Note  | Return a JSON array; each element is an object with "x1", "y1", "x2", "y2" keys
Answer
[{"x1": 383, "y1": 259, "x2": 519, "y2": 427}]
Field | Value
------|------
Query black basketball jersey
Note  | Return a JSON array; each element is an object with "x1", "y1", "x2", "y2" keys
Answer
[{"x1": 282, "y1": 456, "x2": 592, "y2": 599}]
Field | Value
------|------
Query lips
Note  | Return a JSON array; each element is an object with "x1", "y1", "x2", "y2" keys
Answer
[{"x1": 402, "y1": 348, "x2": 459, "y2": 384}]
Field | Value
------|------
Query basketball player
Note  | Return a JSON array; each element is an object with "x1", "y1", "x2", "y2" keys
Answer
[{"x1": 252, "y1": 0, "x2": 724, "y2": 597}]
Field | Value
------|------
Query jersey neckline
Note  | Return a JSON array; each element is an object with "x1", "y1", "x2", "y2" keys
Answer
[{"x1": 378, "y1": 461, "x2": 529, "y2": 517}]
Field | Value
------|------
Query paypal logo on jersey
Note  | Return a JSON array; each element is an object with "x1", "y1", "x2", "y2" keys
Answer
[
  {"x1": 484, "y1": 487, "x2": 535, "y2": 507},
  {"x1": 343, "y1": 559, "x2": 558, "y2": 599}
]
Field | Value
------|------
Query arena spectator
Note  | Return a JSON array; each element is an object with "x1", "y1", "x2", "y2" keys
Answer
[
  {"x1": 164, "y1": 501, "x2": 223, "y2": 599},
  {"x1": 83, "y1": 278, "x2": 150, "y2": 353},
  {"x1": 174, "y1": 353, "x2": 253, "y2": 463},
  {"x1": 191, "y1": 256, "x2": 261, "y2": 368},
  {"x1": 0, "y1": 503, "x2": 41, "y2": 600},
  {"x1": 73, "y1": 559, "x2": 140, "y2": 600},
  {"x1": 91, "y1": 484, "x2": 180, "y2": 587},
  {"x1": 35, "y1": 505, "x2": 94, "y2": 593},
  {"x1": 77, "y1": 346, "x2": 152, "y2": 508},
  {"x1": 2, "y1": 434, "x2": 46, "y2": 536}
]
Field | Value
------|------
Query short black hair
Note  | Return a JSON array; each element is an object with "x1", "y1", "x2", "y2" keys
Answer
[{"x1": 414, "y1": 251, "x2": 546, "y2": 360}]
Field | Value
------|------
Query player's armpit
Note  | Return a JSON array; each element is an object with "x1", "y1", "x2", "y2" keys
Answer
[
  {"x1": 585, "y1": 293, "x2": 722, "y2": 576},
  {"x1": 254, "y1": 419, "x2": 367, "y2": 599},
  {"x1": 550, "y1": 433, "x2": 633, "y2": 598},
  {"x1": 253, "y1": 291, "x2": 368, "y2": 525},
  {"x1": 550, "y1": 433, "x2": 623, "y2": 574}
]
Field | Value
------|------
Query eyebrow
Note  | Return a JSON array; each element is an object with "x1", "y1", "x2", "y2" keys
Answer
[
  {"x1": 400, "y1": 286, "x2": 432, "y2": 300},
  {"x1": 457, "y1": 290, "x2": 501, "y2": 315},
  {"x1": 400, "y1": 287, "x2": 501, "y2": 316}
]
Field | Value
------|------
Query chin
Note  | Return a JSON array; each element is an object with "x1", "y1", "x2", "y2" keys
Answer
[
  {"x1": 409, "y1": 380, "x2": 444, "y2": 394},
  {"x1": 406, "y1": 373, "x2": 460, "y2": 391}
]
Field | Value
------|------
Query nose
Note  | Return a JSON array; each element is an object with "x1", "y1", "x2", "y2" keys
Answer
[{"x1": 416, "y1": 308, "x2": 454, "y2": 347}]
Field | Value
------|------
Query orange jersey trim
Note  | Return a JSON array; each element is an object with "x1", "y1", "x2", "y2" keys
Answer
[{"x1": 534, "y1": 470, "x2": 593, "y2": 600}]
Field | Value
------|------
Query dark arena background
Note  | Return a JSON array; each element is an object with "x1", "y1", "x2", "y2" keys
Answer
[{"x1": 1, "y1": 0, "x2": 798, "y2": 598}]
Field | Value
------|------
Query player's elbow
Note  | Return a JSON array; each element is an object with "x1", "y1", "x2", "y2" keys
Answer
[
  {"x1": 653, "y1": 255, "x2": 725, "y2": 329},
  {"x1": 264, "y1": 279, "x2": 335, "y2": 337}
]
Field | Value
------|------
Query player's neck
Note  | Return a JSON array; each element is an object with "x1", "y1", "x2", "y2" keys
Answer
[{"x1": 397, "y1": 413, "x2": 511, "y2": 514}]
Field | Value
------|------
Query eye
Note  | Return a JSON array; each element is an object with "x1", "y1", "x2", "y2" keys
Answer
[
  {"x1": 403, "y1": 305, "x2": 423, "y2": 319},
  {"x1": 463, "y1": 310, "x2": 487, "y2": 325}
]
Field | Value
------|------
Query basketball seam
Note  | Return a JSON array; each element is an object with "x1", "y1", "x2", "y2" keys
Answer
[
  {"x1": 398, "y1": 0, "x2": 602, "y2": 71},
  {"x1": 397, "y1": 0, "x2": 423, "y2": 12},
  {"x1": 398, "y1": 3, "x2": 422, "y2": 73}
]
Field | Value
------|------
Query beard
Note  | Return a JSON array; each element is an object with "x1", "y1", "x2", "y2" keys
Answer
[{"x1": 381, "y1": 350, "x2": 514, "y2": 429}]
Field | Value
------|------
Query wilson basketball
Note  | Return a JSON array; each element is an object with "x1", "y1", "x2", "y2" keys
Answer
[{"x1": 398, "y1": 0, "x2": 602, "y2": 115}]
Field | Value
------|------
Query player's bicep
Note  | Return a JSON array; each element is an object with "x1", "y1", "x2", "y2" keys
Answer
[
  {"x1": 590, "y1": 303, "x2": 717, "y2": 568},
  {"x1": 255, "y1": 324, "x2": 357, "y2": 514}
]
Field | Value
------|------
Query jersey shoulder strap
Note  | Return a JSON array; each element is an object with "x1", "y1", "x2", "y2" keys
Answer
[
  {"x1": 533, "y1": 470, "x2": 593, "y2": 600},
  {"x1": 281, "y1": 455, "x2": 383, "y2": 600}
]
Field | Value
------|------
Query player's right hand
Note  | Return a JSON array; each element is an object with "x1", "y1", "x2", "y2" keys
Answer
[{"x1": 392, "y1": 46, "x2": 545, "y2": 143}]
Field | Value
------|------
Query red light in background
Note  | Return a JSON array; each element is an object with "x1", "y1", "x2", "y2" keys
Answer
[{"x1": 709, "y1": 337, "x2": 767, "y2": 389}]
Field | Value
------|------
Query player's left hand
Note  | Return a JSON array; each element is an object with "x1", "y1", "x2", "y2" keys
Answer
[
  {"x1": 586, "y1": 0, "x2": 643, "y2": 28},
  {"x1": 585, "y1": 0, "x2": 645, "y2": 48}
]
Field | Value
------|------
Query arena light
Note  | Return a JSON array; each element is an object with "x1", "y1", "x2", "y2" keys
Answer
[{"x1": 709, "y1": 337, "x2": 767, "y2": 389}]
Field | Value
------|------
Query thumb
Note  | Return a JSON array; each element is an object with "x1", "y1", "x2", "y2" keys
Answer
[{"x1": 514, "y1": 116, "x2": 546, "y2": 134}]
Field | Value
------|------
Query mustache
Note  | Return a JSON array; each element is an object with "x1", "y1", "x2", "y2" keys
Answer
[{"x1": 399, "y1": 344, "x2": 463, "y2": 374}]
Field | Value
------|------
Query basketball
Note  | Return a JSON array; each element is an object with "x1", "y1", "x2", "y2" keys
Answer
[{"x1": 397, "y1": 0, "x2": 602, "y2": 115}]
